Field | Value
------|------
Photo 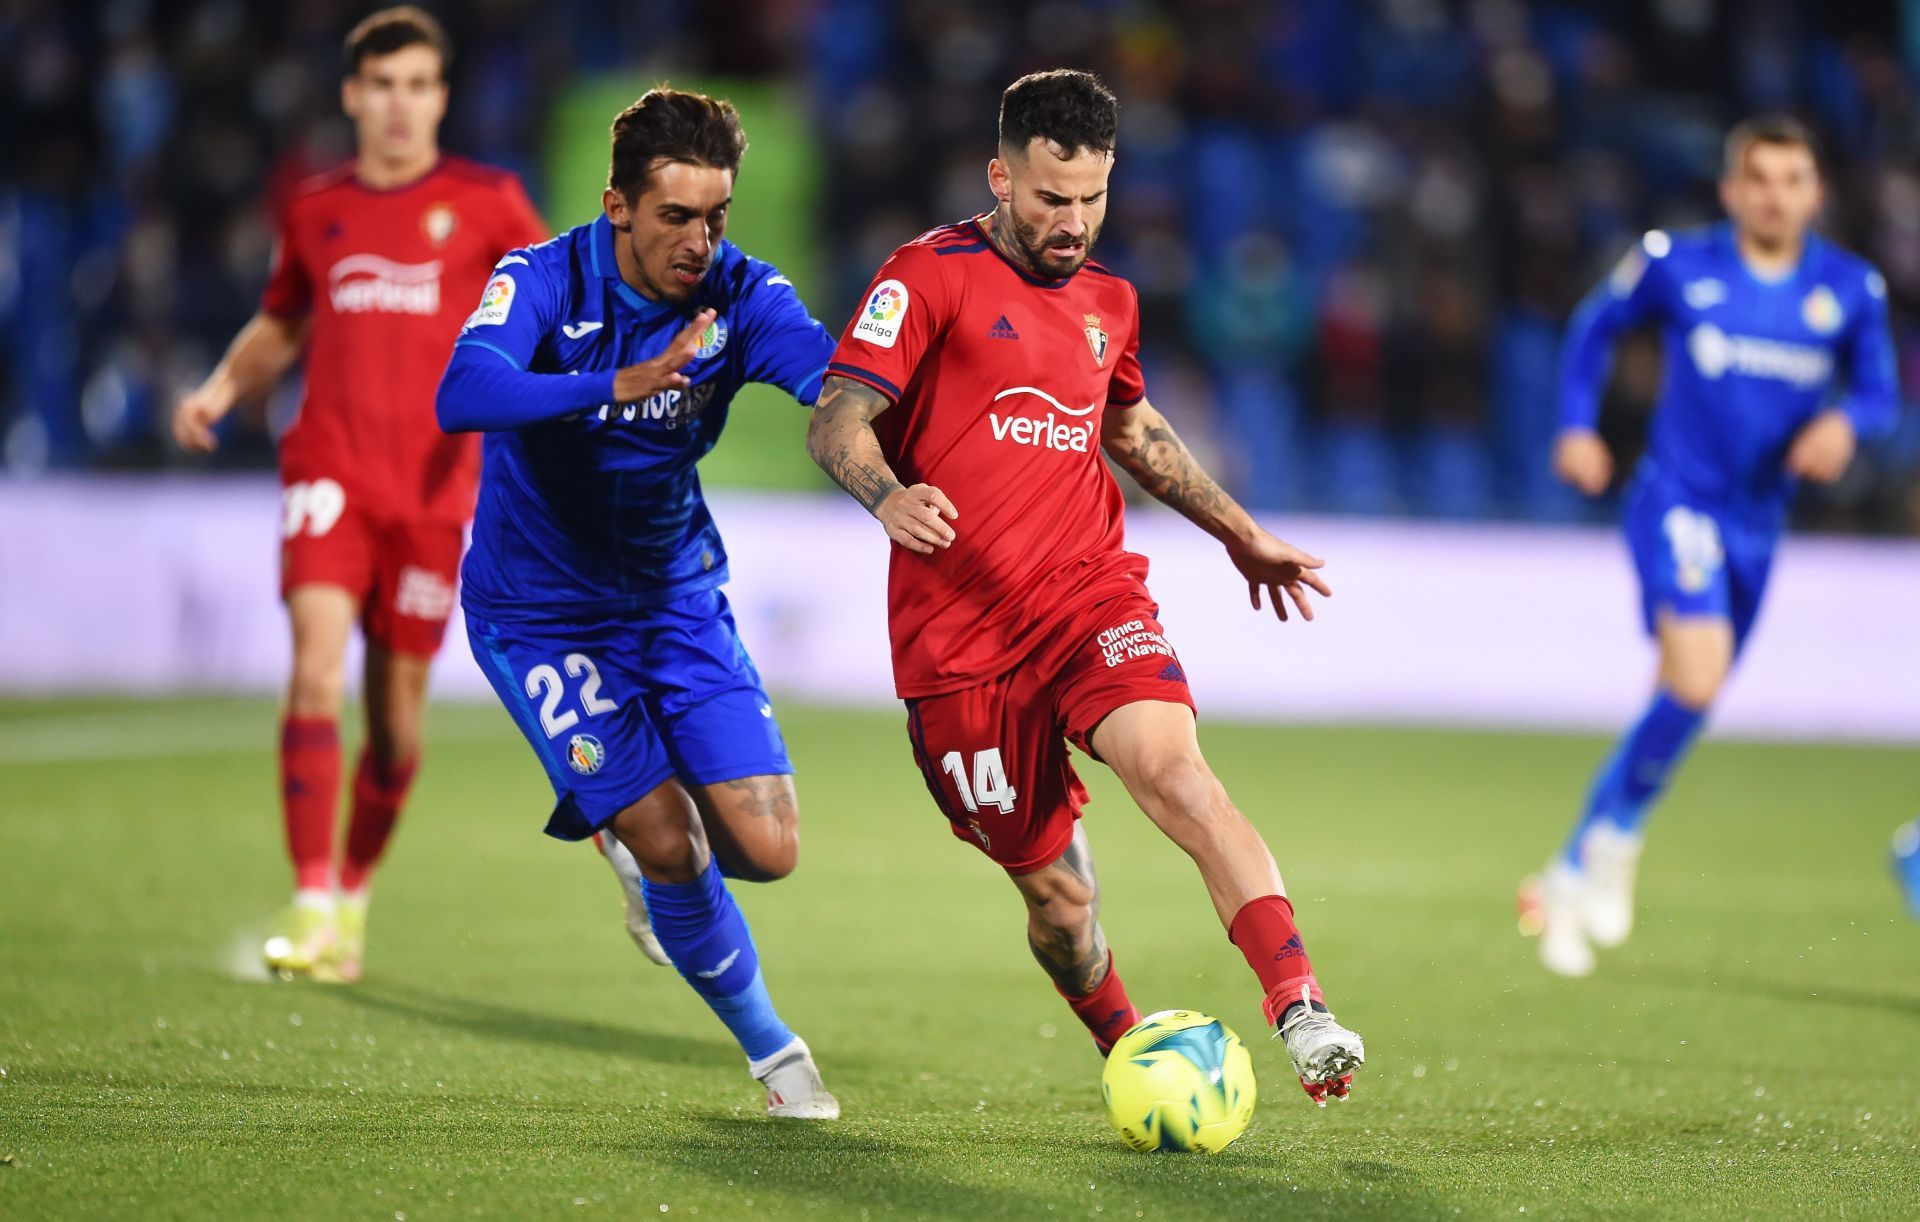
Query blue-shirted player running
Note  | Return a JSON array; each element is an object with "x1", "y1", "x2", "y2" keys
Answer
[
  {"x1": 1522, "y1": 116, "x2": 1900, "y2": 976},
  {"x1": 435, "y1": 88, "x2": 840, "y2": 1115}
]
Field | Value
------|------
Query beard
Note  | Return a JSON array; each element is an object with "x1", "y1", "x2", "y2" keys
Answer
[{"x1": 1006, "y1": 206, "x2": 1099, "y2": 277}]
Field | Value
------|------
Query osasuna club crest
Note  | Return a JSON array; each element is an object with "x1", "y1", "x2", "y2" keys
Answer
[
  {"x1": 421, "y1": 203, "x2": 458, "y2": 246},
  {"x1": 1083, "y1": 313, "x2": 1108, "y2": 366}
]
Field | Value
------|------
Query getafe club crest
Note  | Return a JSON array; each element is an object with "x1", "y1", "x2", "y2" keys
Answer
[
  {"x1": 1801, "y1": 285, "x2": 1842, "y2": 335},
  {"x1": 694, "y1": 314, "x2": 729, "y2": 359},
  {"x1": 421, "y1": 203, "x2": 458, "y2": 246},
  {"x1": 1083, "y1": 313, "x2": 1108, "y2": 366},
  {"x1": 567, "y1": 734, "x2": 606, "y2": 776}
]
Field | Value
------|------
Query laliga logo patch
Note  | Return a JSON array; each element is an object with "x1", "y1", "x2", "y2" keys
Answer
[
  {"x1": 421, "y1": 203, "x2": 458, "y2": 246},
  {"x1": 566, "y1": 733, "x2": 606, "y2": 776},
  {"x1": 694, "y1": 315, "x2": 728, "y2": 359},
  {"x1": 1610, "y1": 230, "x2": 1669, "y2": 297},
  {"x1": 465, "y1": 274, "x2": 515, "y2": 328},
  {"x1": 867, "y1": 283, "x2": 906, "y2": 322},
  {"x1": 1801, "y1": 285, "x2": 1842, "y2": 335},
  {"x1": 852, "y1": 279, "x2": 908, "y2": 348},
  {"x1": 1084, "y1": 313, "x2": 1108, "y2": 366}
]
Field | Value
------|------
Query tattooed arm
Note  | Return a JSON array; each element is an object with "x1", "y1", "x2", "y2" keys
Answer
[
  {"x1": 1103, "y1": 396, "x2": 1333, "y2": 622},
  {"x1": 1101, "y1": 395, "x2": 1247, "y2": 543},
  {"x1": 807, "y1": 375, "x2": 958, "y2": 555}
]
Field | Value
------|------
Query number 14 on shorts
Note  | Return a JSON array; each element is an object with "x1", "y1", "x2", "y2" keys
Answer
[{"x1": 941, "y1": 748, "x2": 1018, "y2": 814}]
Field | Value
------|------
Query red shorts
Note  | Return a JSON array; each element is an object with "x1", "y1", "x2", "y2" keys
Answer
[
  {"x1": 278, "y1": 476, "x2": 464, "y2": 658},
  {"x1": 903, "y1": 589, "x2": 1196, "y2": 874}
]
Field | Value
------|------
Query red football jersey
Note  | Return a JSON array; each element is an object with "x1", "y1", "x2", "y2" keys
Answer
[
  {"x1": 828, "y1": 217, "x2": 1152, "y2": 697},
  {"x1": 261, "y1": 156, "x2": 546, "y2": 524}
]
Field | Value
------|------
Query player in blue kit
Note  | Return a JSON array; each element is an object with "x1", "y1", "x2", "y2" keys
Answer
[
  {"x1": 1521, "y1": 116, "x2": 1900, "y2": 976},
  {"x1": 434, "y1": 88, "x2": 840, "y2": 1116}
]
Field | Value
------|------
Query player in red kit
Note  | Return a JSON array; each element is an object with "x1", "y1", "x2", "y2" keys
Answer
[
  {"x1": 808, "y1": 71, "x2": 1366, "y2": 1102},
  {"x1": 171, "y1": 8, "x2": 545, "y2": 982}
]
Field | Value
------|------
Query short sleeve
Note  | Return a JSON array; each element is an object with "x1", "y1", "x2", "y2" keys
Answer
[
  {"x1": 492, "y1": 173, "x2": 550, "y2": 252},
  {"x1": 738, "y1": 261, "x2": 837, "y2": 405},
  {"x1": 826, "y1": 245, "x2": 953, "y2": 403},
  {"x1": 1108, "y1": 286, "x2": 1145, "y2": 407},
  {"x1": 259, "y1": 220, "x2": 312, "y2": 319},
  {"x1": 451, "y1": 252, "x2": 558, "y2": 370}
]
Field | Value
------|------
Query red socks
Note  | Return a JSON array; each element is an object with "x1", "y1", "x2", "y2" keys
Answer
[
  {"x1": 1228, "y1": 894, "x2": 1325, "y2": 1025},
  {"x1": 280, "y1": 716, "x2": 340, "y2": 892},
  {"x1": 339, "y1": 750, "x2": 419, "y2": 893},
  {"x1": 1057, "y1": 951, "x2": 1141, "y2": 1054}
]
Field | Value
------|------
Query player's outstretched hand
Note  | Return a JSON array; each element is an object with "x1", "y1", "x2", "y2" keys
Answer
[
  {"x1": 1227, "y1": 530, "x2": 1330, "y2": 623},
  {"x1": 1785, "y1": 408, "x2": 1857, "y2": 484},
  {"x1": 612, "y1": 308, "x2": 715, "y2": 404},
  {"x1": 1552, "y1": 428, "x2": 1613, "y2": 496},
  {"x1": 876, "y1": 483, "x2": 958, "y2": 555},
  {"x1": 171, "y1": 384, "x2": 230, "y2": 453}
]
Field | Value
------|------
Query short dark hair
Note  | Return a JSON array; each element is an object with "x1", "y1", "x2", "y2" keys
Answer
[
  {"x1": 607, "y1": 87, "x2": 749, "y2": 200},
  {"x1": 343, "y1": 6, "x2": 450, "y2": 78},
  {"x1": 998, "y1": 69, "x2": 1118, "y2": 159},
  {"x1": 1724, "y1": 114, "x2": 1818, "y2": 177}
]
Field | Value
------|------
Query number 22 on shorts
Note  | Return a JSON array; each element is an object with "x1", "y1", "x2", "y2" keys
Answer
[
  {"x1": 940, "y1": 748, "x2": 1018, "y2": 814},
  {"x1": 525, "y1": 653, "x2": 619, "y2": 738}
]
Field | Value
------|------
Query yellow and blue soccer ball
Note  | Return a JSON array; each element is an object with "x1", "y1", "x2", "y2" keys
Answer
[{"x1": 1100, "y1": 1009, "x2": 1257, "y2": 1152}]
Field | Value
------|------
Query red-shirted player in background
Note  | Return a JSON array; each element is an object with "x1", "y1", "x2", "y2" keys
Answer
[
  {"x1": 171, "y1": 8, "x2": 545, "y2": 982},
  {"x1": 809, "y1": 70, "x2": 1367, "y2": 1103}
]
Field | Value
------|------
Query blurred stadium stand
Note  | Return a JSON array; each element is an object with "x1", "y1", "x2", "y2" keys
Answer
[{"x1": 4, "y1": 0, "x2": 1920, "y2": 531}]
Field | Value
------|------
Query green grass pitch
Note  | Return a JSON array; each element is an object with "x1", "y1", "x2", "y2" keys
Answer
[{"x1": 2, "y1": 697, "x2": 1918, "y2": 1218}]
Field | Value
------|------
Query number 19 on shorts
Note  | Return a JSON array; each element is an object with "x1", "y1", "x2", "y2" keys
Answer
[{"x1": 940, "y1": 748, "x2": 1018, "y2": 814}]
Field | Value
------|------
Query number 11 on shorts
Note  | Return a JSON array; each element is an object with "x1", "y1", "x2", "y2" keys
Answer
[{"x1": 940, "y1": 748, "x2": 1018, "y2": 814}]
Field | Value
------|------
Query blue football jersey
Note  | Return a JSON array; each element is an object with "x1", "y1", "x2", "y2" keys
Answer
[
  {"x1": 1559, "y1": 223, "x2": 1897, "y2": 512},
  {"x1": 450, "y1": 215, "x2": 834, "y2": 621}
]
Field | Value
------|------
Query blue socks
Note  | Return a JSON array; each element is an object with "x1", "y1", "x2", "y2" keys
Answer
[
  {"x1": 1563, "y1": 690, "x2": 1706, "y2": 866},
  {"x1": 641, "y1": 859, "x2": 794, "y2": 1061}
]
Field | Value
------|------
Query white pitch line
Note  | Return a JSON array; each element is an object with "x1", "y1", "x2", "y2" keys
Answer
[{"x1": 0, "y1": 708, "x2": 510, "y2": 766}]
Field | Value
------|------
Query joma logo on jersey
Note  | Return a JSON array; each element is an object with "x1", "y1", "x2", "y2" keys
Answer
[
  {"x1": 328, "y1": 254, "x2": 442, "y2": 315},
  {"x1": 593, "y1": 381, "x2": 717, "y2": 429}
]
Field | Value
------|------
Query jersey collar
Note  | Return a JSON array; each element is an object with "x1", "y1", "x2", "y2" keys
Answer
[
  {"x1": 349, "y1": 156, "x2": 443, "y2": 195},
  {"x1": 590, "y1": 214, "x2": 678, "y2": 317},
  {"x1": 1718, "y1": 221, "x2": 1820, "y2": 288},
  {"x1": 969, "y1": 216, "x2": 1073, "y2": 290}
]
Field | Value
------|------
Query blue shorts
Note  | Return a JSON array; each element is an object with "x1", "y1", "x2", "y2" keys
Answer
[
  {"x1": 1622, "y1": 471, "x2": 1781, "y2": 650},
  {"x1": 465, "y1": 588, "x2": 792, "y2": 841}
]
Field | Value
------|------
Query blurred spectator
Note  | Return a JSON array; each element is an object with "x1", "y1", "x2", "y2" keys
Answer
[{"x1": 4, "y1": 0, "x2": 1917, "y2": 535}]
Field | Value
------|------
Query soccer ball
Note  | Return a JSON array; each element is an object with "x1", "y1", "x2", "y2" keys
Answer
[{"x1": 1101, "y1": 1009, "x2": 1257, "y2": 1152}]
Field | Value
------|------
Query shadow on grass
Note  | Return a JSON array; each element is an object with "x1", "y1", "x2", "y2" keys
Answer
[
  {"x1": 334, "y1": 980, "x2": 735, "y2": 1068},
  {"x1": 1632, "y1": 964, "x2": 1920, "y2": 1021},
  {"x1": 618, "y1": 1113, "x2": 1438, "y2": 1220}
]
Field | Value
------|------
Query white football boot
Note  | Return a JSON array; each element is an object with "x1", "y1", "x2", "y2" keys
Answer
[
  {"x1": 749, "y1": 1035, "x2": 840, "y2": 1119},
  {"x1": 1274, "y1": 984, "x2": 1365, "y2": 1106},
  {"x1": 1520, "y1": 861, "x2": 1596, "y2": 977},
  {"x1": 1576, "y1": 822, "x2": 1643, "y2": 949},
  {"x1": 593, "y1": 831, "x2": 670, "y2": 966}
]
